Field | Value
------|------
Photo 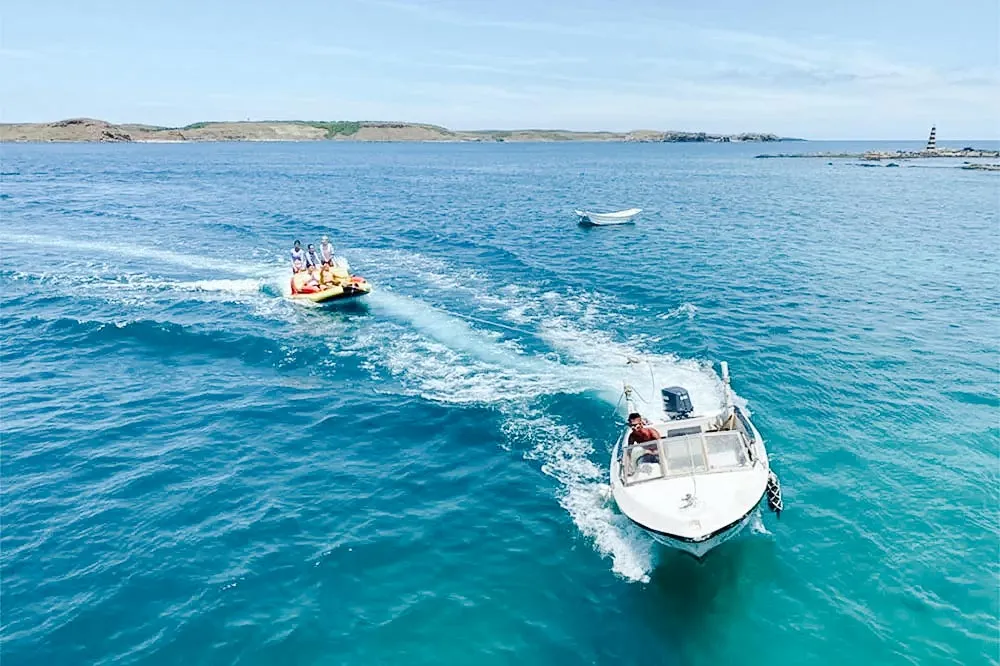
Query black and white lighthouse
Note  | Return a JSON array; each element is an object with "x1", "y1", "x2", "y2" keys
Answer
[{"x1": 925, "y1": 125, "x2": 937, "y2": 152}]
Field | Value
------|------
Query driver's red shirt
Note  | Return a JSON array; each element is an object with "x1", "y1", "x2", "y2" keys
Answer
[{"x1": 628, "y1": 425, "x2": 661, "y2": 445}]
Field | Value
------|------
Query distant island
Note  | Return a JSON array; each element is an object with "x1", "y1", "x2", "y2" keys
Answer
[{"x1": 0, "y1": 118, "x2": 798, "y2": 144}]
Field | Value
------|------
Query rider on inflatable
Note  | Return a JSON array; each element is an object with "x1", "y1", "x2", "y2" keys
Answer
[{"x1": 290, "y1": 260, "x2": 321, "y2": 294}]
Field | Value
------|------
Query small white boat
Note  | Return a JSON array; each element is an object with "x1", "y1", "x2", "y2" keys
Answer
[
  {"x1": 575, "y1": 208, "x2": 642, "y2": 225},
  {"x1": 610, "y1": 362, "x2": 781, "y2": 558}
]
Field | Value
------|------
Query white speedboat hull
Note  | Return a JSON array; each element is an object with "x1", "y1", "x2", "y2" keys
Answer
[
  {"x1": 609, "y1": 364, "x2": 772, "y2": 559},
  {"x1": 644, "y1": 505, "x2": 758, "y2": 558},
  {"x1": 611, "y1": 440, "x2": 768, "y2": 559},
  {"x1": 576, "y1": 208, "x2": 642, "y2": 225}
]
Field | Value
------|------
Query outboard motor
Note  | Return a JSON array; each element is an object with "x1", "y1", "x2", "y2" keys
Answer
[{"x1": 661, "y1": 386, "x2": 693, "y2": 419}]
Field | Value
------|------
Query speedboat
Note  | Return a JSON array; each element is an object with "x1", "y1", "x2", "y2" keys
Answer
[
  {"x1": 576, "y1": 208, "x2": 642, "y2": 226},
  {"x1": 610, "y1": 362, "x2": 781, "y2": 558}
]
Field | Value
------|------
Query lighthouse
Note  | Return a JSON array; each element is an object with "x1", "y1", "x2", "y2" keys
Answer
[{"x1": 925, "y1": 125, "x2": 937, "y2": 152}]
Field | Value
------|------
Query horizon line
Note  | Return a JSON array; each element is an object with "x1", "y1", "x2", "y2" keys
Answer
[{"x1": 2, "y1": 117, "x2": 997, "y2": 143}]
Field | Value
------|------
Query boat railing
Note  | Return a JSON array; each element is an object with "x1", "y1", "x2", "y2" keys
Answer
[
  {"x1": 733, "y1": 406, "x2": 758, "y2": 463},
  {"x1": 734, "y1": 406, "x2": 755, "y2": 443}
]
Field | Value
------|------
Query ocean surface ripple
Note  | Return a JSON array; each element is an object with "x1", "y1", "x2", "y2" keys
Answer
[{"x1": 1, "y1": 142, "x2": 997, "y2": 665}]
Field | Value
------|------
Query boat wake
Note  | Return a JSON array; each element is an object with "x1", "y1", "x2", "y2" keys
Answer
[
  {"x1": 656, "y1": 302, "x2": 698, "y2": 320},
  {"x1": 1, "y1": 233, "x2": 274, "y2": 276},
  {"x1": 504, "y1": 405, "x2": 655, "y2": 582},
  {"x1": 298, "y1": 250, "x2": 737, "y2": 581},
  {"x1": 1, "y1": 233, "x2": 293, "y2": 320},
  {"x1": 328, "y1": 261, "x2": 736, "y2": 582},
  {"x1": 3, "y1": 239, "x2": 733, "y2": 582},
  {"x1": 749, "y1": 510, "x2": 772, "y2": 536},
  {"x1": 3, "y1": 269, "x2": 282, "y2": 315}
]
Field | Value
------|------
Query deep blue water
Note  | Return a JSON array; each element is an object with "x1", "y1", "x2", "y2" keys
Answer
[{"x1": 1, "y1": 140, "x2": 998, "y2": 666}]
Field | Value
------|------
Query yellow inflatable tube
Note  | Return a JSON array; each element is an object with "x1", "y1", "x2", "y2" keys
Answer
[{"x1": 289, "y1": 276, "x2": 372, "y2": 303}]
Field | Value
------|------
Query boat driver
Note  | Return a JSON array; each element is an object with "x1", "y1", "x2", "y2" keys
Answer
[{"x1": 628, "y1": 412, "x2": 661, "y2": 464}]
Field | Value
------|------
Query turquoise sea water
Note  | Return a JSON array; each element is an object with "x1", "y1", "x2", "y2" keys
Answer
[{"x1": 1, "y1": 141, "x2": 997, "y2": 665}]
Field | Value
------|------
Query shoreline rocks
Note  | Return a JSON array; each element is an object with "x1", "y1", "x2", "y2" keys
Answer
[{"x1": 757, "y1": 148, "x2": 1000, "y2": 159}]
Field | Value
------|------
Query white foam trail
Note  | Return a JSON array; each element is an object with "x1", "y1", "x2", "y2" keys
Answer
[
  {"x1": 6, "y1": 238, "x2": 721, "y2": 581},
  {"x1": 295, "y1": 288, "x2": 655, "y2": 581},
  {"x1": 111, "y1": 276, "x2": 267, "y2": 296},
  {"x1": 656, "y1": 302, "x2": 698, "y2": 320},
  {"x1": 749, "y1": 510, "x2": 771, "y2": 536},
  {"x1": 324, "y1": 260, "x2": 749, "y2": 582},
  {"x1": 368, "y1": 331, "x2": 563, "y2": 404},
  {"x1": 537, "y1": 318, "x2": 728, "y2": 416},
  {"x1": 508, "y1": 408, "x2": 655, "y2": 582},
  {"x1": 340, "y1": 290, "x2": 701, "y2": 581},
  {"x1": 2, "y1": 233, "x2": 274, "y2": 276},
  {"x1": 4, "y1": 267, "x2": 288, "y2": 316},
  {"x1": 265, "y1": 266, "x2": 294, "y2": 298},
  {"x1": 561, "y1": 483, "x2": 655, "y2": 582},
  {"x1": 502, "y1": 304, "x2": 532, "y2": 325},
  {"x1": 367, "y1": 289, "x2": 571, "y2": 381},
  {"x1": 349, "y1": 300, "x2": 573, "y2": 405},
  {"x1": 355, "y1": 248, "x2": 489, "y2": 293},
  {"x1": 175, "y1": 278, "x2": 264, "y2": 293}
]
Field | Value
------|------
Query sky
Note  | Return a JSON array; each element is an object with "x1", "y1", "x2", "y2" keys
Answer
[{"x1": 1, "y1": 0, "x2": 998, "y2": 139}]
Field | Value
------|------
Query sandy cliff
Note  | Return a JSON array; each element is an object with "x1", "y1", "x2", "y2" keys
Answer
[{"x1": 0, "y1": 118, "x2": 786, "y2": 143}]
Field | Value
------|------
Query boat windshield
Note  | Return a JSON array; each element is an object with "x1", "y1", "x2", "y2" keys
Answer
[{"x1": 622, "y1": 431, "x2": 750, "y2": 486}]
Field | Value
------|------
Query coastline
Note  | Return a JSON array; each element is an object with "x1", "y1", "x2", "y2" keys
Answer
[
  {"x1": 756, "y1": 148, "x2": 1000, "y2": 160},
  {"x1": 0, "y1": 118, "x2": 794, "y2": 144}
]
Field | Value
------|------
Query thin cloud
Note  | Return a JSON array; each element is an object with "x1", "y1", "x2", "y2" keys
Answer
[
  {"x1": 626, "y1": 24, "x2": 998, "y2": 107},
  {"x1": 353, "y1": 0, "x2": 599, "y2": 36},
  {"x1": 294, "y1": 44, "x2": 372, "y2": 59},
  {"x1": 0, "y1": 48, "x2": 39, "y2": 60},
  {"x1": 407, "y1": 81, "x2": 534, "y2": 101},
  {"x1": 428, "y1": 49, "x2": 590, "y2": 68},
  {"x1": 292, "y1": 41, "x2": 599, "y2": 85}
]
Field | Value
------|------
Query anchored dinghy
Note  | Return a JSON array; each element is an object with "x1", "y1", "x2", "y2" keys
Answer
[{"x1": 575, "y1": 208, "x2": 642, "y2": 226}]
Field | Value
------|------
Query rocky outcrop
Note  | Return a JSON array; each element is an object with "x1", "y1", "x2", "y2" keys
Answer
[
  {"x1": 732, "y1": 133, "x2": 782, "y2": 142},
  {"x1": 757, "y1": 148, "x2": 1000, "y2": 160},
  {"x1": 625, "y1": 130, "x2": 782, "y2": 143},
  {"x1": 4, "y1": 118, "x2": 135, "y2": 142},
  {"x1": 861, "y1": 148, "x2": 1000, "y2": 160}
]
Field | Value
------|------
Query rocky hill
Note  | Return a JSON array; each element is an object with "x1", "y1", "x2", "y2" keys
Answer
[{"x1": 0, "y1": 118, "x2": 788, "y2": 143}]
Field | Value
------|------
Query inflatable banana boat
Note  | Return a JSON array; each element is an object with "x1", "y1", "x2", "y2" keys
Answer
[
  {"x1": 289, "y1": 268, "x2": 372, "y2": 303},
  {"x1": 291, "y1": 277, "x2": 371, "y2": 303}
]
